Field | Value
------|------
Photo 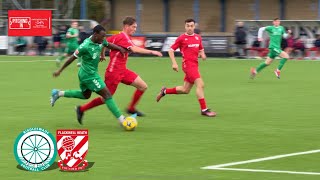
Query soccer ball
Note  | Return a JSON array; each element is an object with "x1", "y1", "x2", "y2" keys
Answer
[{"x1": 122, "y1": 116, "x2": 138, "y2": 131}]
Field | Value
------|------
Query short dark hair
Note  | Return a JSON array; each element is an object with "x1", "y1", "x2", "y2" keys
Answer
[
  {"x1": 185, "y1": 18, "x2": 196, "y2": 24},
  {"x1": 273, "y1": 18, "x2": 280, "y2": 21},
  {"x1": 123, "y1": 16, "x2": 136, "y2": 26},
  {"x1": 93, "y1": 25, "x2": 105, "y2": 34}
]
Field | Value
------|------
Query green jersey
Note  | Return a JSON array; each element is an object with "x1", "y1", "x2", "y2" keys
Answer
[
  {"x1": 66, "y1": 28, "x2": 79, "y2": 46},
  {"x1": 265, "y1": 26, "x2": 286, "y2": 49},
  {"x1": 74, "y1": 37, "x2": 109, "y2": 75}
]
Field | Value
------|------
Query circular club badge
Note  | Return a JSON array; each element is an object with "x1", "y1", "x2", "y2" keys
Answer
[{"x1": 14, "y1": 127, "x2": 57, "y2": 171}]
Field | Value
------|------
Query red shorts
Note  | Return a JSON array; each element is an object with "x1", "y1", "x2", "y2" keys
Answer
[
  {"x1": 104, "y1": 69, "x2": 138, "y2": 95},
  {"x1": 183, "y1": 68, "x2": 201, "y2": 84}
]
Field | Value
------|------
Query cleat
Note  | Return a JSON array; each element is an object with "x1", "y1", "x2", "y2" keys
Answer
[
  {"x1": 201, "y1": 109, "x2": 217, "y2": 117},
  {"x1": 126, "y1": 109, "x2": 145, "y2": 117},
  {"x1": 250, "y1": 68, "x2": 257, "y2": 79},
  {"x1": 274, "y1": 69, "x2": 281, "y2": 79},
  {"x1": 156, "y1": 87, "x2": 166, "y2": 102},
  {"x1": 50, "y1": 89, "x2": 60, "y2": 107},
  {"x1": 75, "y1": 106, "x2": 84, "y2": 125}
]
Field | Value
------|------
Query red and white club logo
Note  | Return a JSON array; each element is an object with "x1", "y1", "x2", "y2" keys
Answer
[{"x1": 56, "y1": 130, "x2": 88, "y2": 171}]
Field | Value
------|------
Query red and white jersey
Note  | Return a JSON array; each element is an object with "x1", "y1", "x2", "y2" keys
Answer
[
  {"x1": 170, "y1": 33, "x2": 204, "y2": 69},
  {"x1": 106, "y1": 32, "x2": 134, "y2": 72}
]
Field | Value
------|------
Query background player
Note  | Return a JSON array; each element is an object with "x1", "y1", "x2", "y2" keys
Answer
[
  {"x1": 77, "y1": 16, "x2": 162, "y2": 120},
  {"x1": 56, "y1": 21, "x2": 81, "y2": 67},
  {"x1": 156, "y1": 18, "x2": 216, "y2": 117},
  {"x1": 251, "y1": 18, "x2": 291, "y2": 79},
  {"x1": 51, "y1": 25, "x2": 129, "y2": 125}
]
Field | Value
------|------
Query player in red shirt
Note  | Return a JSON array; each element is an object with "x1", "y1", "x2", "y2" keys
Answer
[
  {"x1": 156, "y1": 19, "x2": 216, "y2": 117},
  {"x1": 76, "y1": 17, "x2": 162, "y2": 123}
]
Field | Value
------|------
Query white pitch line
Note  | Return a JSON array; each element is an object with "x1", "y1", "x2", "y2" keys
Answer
[
  {"x1": 209, "y1": 167, "x2": 320, "y2": 176},
  {"x1": 0, "y1": 60, "x2": 55, "y2": 62},
  {"x1": 202, "y1": 149, "x2": 320, "y2": 169}
]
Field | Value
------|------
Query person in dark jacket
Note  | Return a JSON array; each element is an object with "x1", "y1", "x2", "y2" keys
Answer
[{"x1": 234, "y1": 21, "x2": 247, "y2": 58}]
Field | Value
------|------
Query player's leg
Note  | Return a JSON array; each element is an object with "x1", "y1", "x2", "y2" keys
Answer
[
  {"x1": 125, "y1": 76, "x2": 147, "y2": 116},
  {"x1": 275, "y1": 50, "x2": 290, "y2": 79},
  {"x1": 78, "y1": 76, "x2": 119, "y2": 113},
  {"x1": 56, "y1": 46, "x2": 68, "y2": 66},
  {"x1": 251, "y1": 49, "x2": 275, "y2": 78},
  {"x1": 194, "y1": 78, "x2": 216, "y2": 117},
  {"x1": 50, "y1": 88, "x2": 91, "y2": 107},
  {"x1": 96, "y1": 86, "x2": 126, "y2": 124},
  {"x1": 156, "y1": 80, "x2": 193, "y2": 102}
]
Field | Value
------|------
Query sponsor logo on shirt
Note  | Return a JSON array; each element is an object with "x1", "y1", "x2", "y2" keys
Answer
[{"x1": 188, "y1": 44, "x2": 200, "y2": 48}]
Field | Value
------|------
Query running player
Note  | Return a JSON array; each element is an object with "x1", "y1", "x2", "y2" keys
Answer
[
  {"x1": 156, "y1": 18, "x2": 216, "y2": 117},
  {"x1": 250, "y1": 18, "x2": 291, "y2": 79}
]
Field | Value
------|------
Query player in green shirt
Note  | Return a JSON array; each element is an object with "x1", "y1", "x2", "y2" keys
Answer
[
  {"x1": 56, "y1": 21, "x2": 81, "y2": 67},
  {"x1": 51, "y1": 25, "x2": 129, "y2": 125},
  {"x1": 251, "y1": 18, "x2": 291, "y2": 79}
]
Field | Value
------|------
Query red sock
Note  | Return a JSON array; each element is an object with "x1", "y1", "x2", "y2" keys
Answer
[
  {"x1": 80, "y1": 97, "x2": 104, "y2": 112},
  {"x1": 198, "y1": 98, "x2": 207, "y2": 111},
  {"x1": 166, "y1": 87, "x2": 177, "y2": 94},
  {"x1": 128, "y1": 89, "x2": 145, "y2": 111}
]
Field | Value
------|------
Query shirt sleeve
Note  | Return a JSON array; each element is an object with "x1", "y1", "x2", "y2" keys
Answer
[
  {"x1": 73, "y1": 43, "x2": 86, "y2": 58},
  {"x1": 170, "y1": 36, "x2": 182, "y2": 51},
  {"x1": 102, "y1": 39, "x2": 109, "y2": 47},
  {"x1": 265, "y1": 26, "x2": 272, "y2": 33},
  {"x1": 118, "y1": 35, "x2": 134, "y2": 50},
  {"x1": 199, "y1": 36, "x2": 204, "y2": 51}
]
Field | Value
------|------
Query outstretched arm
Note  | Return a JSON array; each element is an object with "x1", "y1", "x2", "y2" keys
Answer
[
  {"x1": 130, "y1": 46, "x2": 162, "y2": 56},
  {"x1": 53, "y1": 55, "x2": 77, "y2": 77}
]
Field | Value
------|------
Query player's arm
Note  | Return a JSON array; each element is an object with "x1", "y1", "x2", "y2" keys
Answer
[
  {"x1": 283, "y1": 28, "x2": 291, "y2": 39},
  {"x1": 257, "y1": 27, "x2": 266, "y2": 41},
  {"x1": 107, "y1": 43, "x2": 127, "y2": 54},
  {"x1": 130, "y1": 46, "x2": 162, "y2": 56},
  {"x1": 53, "y1": 55, "x2": 77, "y2": 77},
  {"x1": 199, "y1": 49, "x2": 207, "y2": 61},
  {"x1": 168, "y1": 49, "x2": 179, "y2": 72},
  {"x1": 199, "y1": 37, "x2": 206, "y2": 60}
]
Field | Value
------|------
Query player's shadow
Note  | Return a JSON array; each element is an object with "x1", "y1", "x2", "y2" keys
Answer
[
  {"x1": 16, "y1": 162, "x2": 95, "y2": 172},
  {"x1": 16, "y1": 162, "x2": 59, "y2": 171}
]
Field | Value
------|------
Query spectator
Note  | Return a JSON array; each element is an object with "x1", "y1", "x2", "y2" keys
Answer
[
  {"x1": 234, "y1": 21, "x2": 247, "y2": 58},
  {"x1": 78, "y1": 25, "x2": 90, "y2": 44},
  {"x1": 33, "y1": 36, "x2": 48, "y2": 56},
  {"x1": 293, "y1": 38, "x2": 305, "y2": 59},
  {"x1": 283, "y1": 31, "x2": 294, "y2": 58},
  {"x1": 194, "y1": 23, "x2": 201, "y2": 34},
  {"x1": 52, "y1": 27, "x2": 61, "y2": 55},
  {"x1": 14, "y1": 37, "x2": 27, "y2": 55}
]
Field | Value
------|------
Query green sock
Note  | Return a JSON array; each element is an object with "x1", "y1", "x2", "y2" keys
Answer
[
  {"x1": 256, "y1": 62, "x2": 268, "y2": 72},
  {"x1": 64, "y1": 90, "x2": 86, "y2": 99},
  {"x1": 105, "y1": 98, "x2": 122, "y2": 119},
  {"x1": 277, "y1": 58, "x2": 288, "y2": 70}
]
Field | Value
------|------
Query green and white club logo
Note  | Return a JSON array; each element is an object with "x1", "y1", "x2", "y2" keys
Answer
[{"x1": 14, "y1": 127, "x2": 57, "y2": 171}]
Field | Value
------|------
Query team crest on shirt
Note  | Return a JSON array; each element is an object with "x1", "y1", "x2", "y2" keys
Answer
[
  {"x1": 57, "y1": 130, "x2": 89, "y2": 171},
  {"x1": 195, "y1": 36, "x2": 199, "y2": 40},
  {"x1": 185, "y1": 38, "x2": 188, "y2": 41}
]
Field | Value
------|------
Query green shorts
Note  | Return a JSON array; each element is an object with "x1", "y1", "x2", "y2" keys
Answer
[
  {"x1": 78, "y1": 70, "x2": 105, "y2": 92},
  {"x1": 268, "y1": 47, "x2": 282, "y2": 59},
  {"x1": 65, "y1": 44, "x2": 78, "y2": 55}
]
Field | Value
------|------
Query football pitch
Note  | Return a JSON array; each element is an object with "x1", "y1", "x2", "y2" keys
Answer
[{"x1": 1, "y1": 55, "x2": 320, "y2": 180}]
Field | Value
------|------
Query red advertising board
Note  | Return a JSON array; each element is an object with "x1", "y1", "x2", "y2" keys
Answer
[{"x1": 8, "y1": 10, "x2": 52, "y2": 36}]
